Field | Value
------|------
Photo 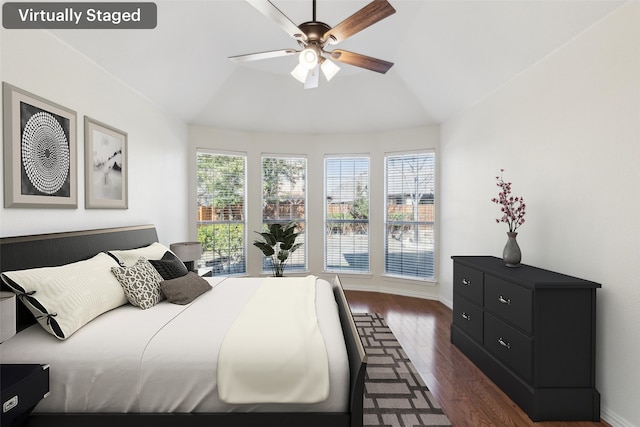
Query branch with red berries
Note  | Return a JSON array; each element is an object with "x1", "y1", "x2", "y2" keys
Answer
[{"x1": 490, "y1": 169, "x2": 526, "y2": 233}]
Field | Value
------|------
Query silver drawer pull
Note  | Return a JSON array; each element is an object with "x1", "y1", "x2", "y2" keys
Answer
[
  {"x1": 498, "y1": 338, "x2": 511, "y2": 349},
  {"x1": 461, "y1": 312, "x2": 471, "y2": 321},
  {"x1": 498, "y1": 295, "x2": 511, "y2": 305},
  {"x1": 462, "y1": 278, "x2": 471, "y2": 286}
]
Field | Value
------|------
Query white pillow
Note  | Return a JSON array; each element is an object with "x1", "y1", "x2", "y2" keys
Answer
[
  {"x1": 1, "y1": 252, "x2": 127, "y2": 340},
  {"x1": 107, "y1": 242, "x2": 171, "y2": 267}
]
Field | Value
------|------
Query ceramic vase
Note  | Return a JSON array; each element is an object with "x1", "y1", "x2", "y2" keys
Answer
[{"x1": 503, "y1": 232, "x2": 521, "y2": 267}]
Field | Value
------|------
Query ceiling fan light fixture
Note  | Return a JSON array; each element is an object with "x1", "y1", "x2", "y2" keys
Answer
[
  {"x1": 298, "y1": 46, "x2": 319, "y2": 70},
  {"x1": 320, "y1": 57, "x2": 340, "y2": 82},
  {"x1": 235, "y1": 0, "x2": 396, "y2": 88},
  {"x1": 291, "y1": 63, "x2": 309, "y2": 83}
]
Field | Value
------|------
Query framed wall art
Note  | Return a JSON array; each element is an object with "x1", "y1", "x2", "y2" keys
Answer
[
  {"x1": 3, "y1": 82, "x2": 77, "y2": 208},
  {"x1": 84, "y1": 116, "x2": 128, "y2": 209}
]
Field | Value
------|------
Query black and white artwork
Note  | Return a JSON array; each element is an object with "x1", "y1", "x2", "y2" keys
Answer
[
  {"x1": 20, "y1": 102, "x2": 71, "y2": 197},
  {"x1": 84, "y1": 117, "x2": 128, "y2": 209},
  {"x1": 91, "y1": 129, "x2": 123, "y2": 200},
  {"x1": 3, "y1": 82, "x2": 77, "y2": 208}
]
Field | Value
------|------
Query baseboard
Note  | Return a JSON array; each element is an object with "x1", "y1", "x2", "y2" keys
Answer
[
  {"x1": 439, "y1": 295, "x2": 453, "y2": 309},
  {"x1": 600, "y1": 406, "x2": 635, "y2": 427},
  {"x1": 342, "y1": 283, "x2": 441, "y2": 302}
]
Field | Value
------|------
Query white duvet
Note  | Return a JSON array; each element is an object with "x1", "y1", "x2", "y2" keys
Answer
[{"x1": 0, "y1": 277, "x2": 349, "y2": 413}]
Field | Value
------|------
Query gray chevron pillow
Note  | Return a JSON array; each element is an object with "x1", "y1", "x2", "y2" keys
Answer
[{"x1": 111, "y1": 257, "x2": 165, "y2": 309}]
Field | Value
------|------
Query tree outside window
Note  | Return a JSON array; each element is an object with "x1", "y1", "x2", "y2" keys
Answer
[{"x1": 197, "y1": 152, "x2": 246, "y2": 276}]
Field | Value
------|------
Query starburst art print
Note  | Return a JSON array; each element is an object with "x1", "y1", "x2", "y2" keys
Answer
[{"x1": 3, "y1": 82, "x2": 77, "y2": 208}]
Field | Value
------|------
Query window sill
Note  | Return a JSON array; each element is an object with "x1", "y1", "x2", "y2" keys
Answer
[
  {"x1": 382, "y1": 273, "x2": 437, "y2": 286},
  {"x1": 322, "y1": 270, "x2": 373, "y2": 278}
]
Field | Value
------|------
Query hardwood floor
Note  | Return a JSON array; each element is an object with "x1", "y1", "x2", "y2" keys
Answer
[{"x1": 345, "y1": 290, "x2": 611, "y2": 427}]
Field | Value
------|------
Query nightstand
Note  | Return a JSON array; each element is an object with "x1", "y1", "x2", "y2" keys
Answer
[{"x1": 1, "y1": 364, "x2": 50, "y2": 426}]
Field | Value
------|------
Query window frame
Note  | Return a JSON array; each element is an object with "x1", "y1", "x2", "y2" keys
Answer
[
  {"x1": 383, "y1": 150, "x2": 436, "y2": 281},
  {"x1": 260, "y1": 154, "x2": 308, "y2": 274},
  {"x1": 196, "y1": 149, "x2": 248, "y2": 277},
  {"x1": 324, "y1": 155, "x2": 371, "y2": 274}
]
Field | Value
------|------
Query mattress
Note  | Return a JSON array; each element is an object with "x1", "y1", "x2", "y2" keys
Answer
[{"x1": 0, "y1": 277, "x2": 349, "y2": 413}]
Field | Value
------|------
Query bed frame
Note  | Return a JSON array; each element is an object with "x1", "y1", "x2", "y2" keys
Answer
[{"x1": 0, "y1": 224, "x2": 367, "y2": 427}]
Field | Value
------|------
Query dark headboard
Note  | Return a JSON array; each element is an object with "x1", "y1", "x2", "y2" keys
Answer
[{"x1": 0, "y1": 224, "x2": 158, "y2": 332}]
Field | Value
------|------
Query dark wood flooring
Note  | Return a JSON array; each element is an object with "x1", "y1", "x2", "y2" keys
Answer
[{"x1": 345, "y1": 290, "x2": 611, "y2": 427}]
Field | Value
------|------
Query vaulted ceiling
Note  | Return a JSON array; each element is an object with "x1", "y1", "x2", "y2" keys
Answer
[{"x1": 48, "y1": 0, "x2": 623, "y2": 134}]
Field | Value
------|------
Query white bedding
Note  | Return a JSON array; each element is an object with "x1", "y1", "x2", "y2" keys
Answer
[
  {"x1": 218, "y1": 276, "x2": 329, "y2": 404},
  {"x1": 0, "y1": 277, "x2": 349, "y2": 413}
]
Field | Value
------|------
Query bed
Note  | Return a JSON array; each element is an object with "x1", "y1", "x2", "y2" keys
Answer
[{"x1": 0, "y1": 224, "x2": 367, "y2": 427}]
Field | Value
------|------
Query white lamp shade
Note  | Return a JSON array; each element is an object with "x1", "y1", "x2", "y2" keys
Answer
[
  {"x1": 298, "y1": 47, "x2": 318, "y2": 70},
  {"x1": 321, "y1": 58, "x2": 340, "y2": 81},
  {"x1": 291, "y1": 63, "x2": 309, "y2": 83},
  {"x1": 170, "y1": 242, "x2": 202, "y2": 262},
  {"x1": 0, "y1": 292, "x2": 16, "y2": 342}
]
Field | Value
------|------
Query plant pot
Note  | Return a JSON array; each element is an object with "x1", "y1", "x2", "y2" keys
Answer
[{"x1": 503, "y1": 232, "x2": 521, "y2": 267}]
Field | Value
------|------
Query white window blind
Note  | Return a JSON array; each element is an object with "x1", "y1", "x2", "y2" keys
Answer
[
  {"x1": 325, "y1": 157, "x2": 370, "y2": 273},
  {"x1": 384, "y1": 152, "x2": 435, "y2": 280},
  {"x1": 196, "y1": 151, "x2": 246, "y2": 276},
  {"x1": 261, "y1": 156, "x2": 307, "y2": 273}
]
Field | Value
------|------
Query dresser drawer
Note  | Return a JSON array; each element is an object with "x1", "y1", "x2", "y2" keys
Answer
[
  {"x1": 452, "y1": 295, "x2": 483, "y2": 343},
  {"x1": 484, "y1": 313, "x2": 532, "y2": 382},
  {"x1": 453, "y1": 263, "x2": 483, "y2": 305},
  {"x1": 484, "y1": 275, "x2": 533, "y2": 334}
]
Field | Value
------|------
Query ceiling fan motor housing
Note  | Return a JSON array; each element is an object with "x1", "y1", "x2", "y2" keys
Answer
[{"x1": 298, "y1": 21, "x2": 333, "y2": 46}]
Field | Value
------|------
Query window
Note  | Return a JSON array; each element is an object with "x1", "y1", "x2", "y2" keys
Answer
[
  {"x1": 196, "y1": 151, "x2": 246, "y2": 276},
  {"x1": 384, "y1": 152, "x2": 435, "y2": 280},
  {"x1": 325, "y1": 156, "x2": 370, "y2": 273},
  {"x1": 261, "y1": 156, "x2": 307, "y2": 273}
]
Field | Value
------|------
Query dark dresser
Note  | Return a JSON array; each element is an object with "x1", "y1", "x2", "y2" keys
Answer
[
  {"x1": 1, "y1": 364, "x2": 50, "y2": 426},
  {"x1": 450, "y1": 256, "x2": 601, "y2": 421}
]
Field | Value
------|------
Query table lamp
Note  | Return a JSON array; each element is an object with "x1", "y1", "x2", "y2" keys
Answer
[
  {"x1": 170, "y1": 242, "x2": 202, "y2": 272},
  {"x1": 0, "y1": 291, "x2": 16, "y2": 342}
]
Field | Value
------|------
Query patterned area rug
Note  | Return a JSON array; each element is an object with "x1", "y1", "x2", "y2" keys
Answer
[{"x1": 354, "y1": 313, "x2": 452, "y2": 427}]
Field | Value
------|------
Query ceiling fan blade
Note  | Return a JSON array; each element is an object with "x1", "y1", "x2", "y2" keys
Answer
[
  {"x1": 229, "y1": 49, "x2": 297, "y2": 63},
  {"x1": 323, "y1": 0, "x2": 396, "y2": 45},
  {"x1": 304, "y1": 65, "x2": 320, "y2": 89},
  {"x1": 330, "y1": 49, "x2": 393, "y2": 74},
  {"x1": 247, "y1": 0, "x2": 307, "y2": 42}
]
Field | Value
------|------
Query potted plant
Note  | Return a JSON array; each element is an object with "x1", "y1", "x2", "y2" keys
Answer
[{"x1": 253, "y1": 221, "x2": 303, "y2": 277}]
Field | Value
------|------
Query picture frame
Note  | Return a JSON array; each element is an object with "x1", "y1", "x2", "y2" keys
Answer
[
  {"x1": 84, "y1": 116, "x2": 128, "y2": 209},
  {"x1": 3, "y1": 82, "x2": 77, "y2": 208}
]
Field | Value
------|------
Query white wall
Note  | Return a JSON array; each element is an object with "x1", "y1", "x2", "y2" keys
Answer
[
  {"x1": 439, "y1": 2, "x2": 640, "y2": 426},
  {"x1": 0, "y1": 29, "x2": 189, "y2": 246},
  {"x1": 189, "y1": 125, "x2": 440, "y2": 298}
]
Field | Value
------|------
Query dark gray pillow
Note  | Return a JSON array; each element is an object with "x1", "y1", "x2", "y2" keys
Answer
[
  {"x1": 160, "y1": 272, "x2": 212, "y2": 305},
  {"x1": 149, "y1": 251, "x2": 189, "y2": 280}
]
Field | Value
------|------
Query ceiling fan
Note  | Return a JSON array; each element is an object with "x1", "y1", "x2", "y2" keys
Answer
[{"x1": 229, "y1": 0, "x2": 396, "y2": 89}]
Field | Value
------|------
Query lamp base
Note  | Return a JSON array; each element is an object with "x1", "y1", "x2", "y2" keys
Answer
[{"x1": 183, "y1": 261, "x2": 195, "y2": 272}]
